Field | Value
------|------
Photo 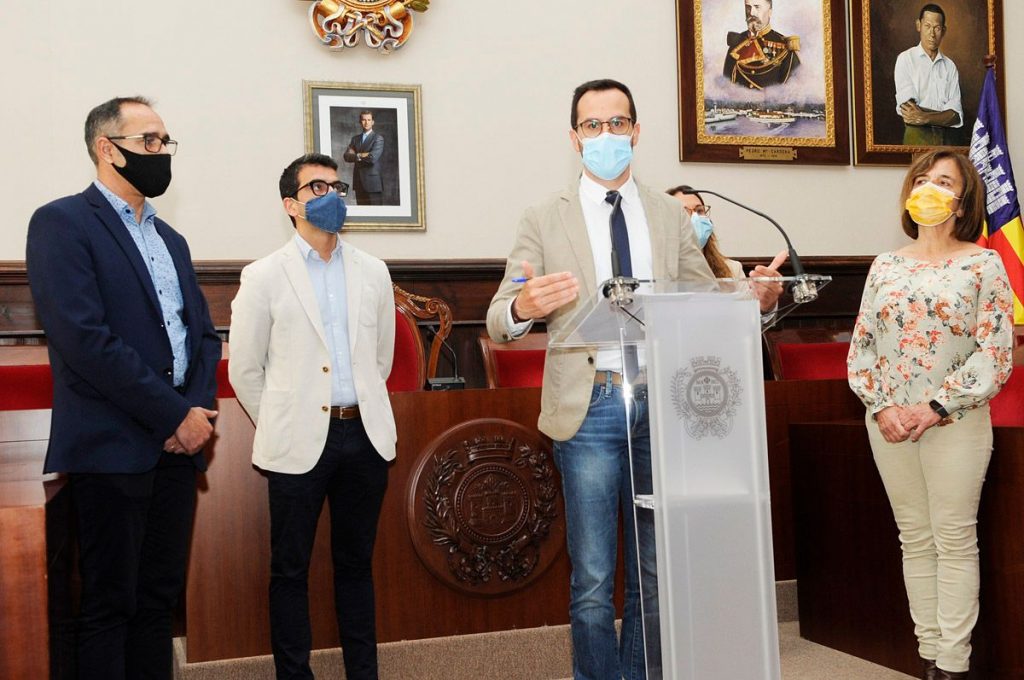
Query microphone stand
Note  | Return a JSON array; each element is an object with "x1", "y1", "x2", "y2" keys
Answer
[
  {"x1": 605, "y1": 191, "x2": 641, "y2": 308},
  {"x1": 690, "y1": 189, "x2": 819, "y2": 303}
]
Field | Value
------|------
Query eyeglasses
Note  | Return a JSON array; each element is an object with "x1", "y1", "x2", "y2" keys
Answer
[
  {"x1": 294, "y1": 179, "x2": 349, "y2": 197},
  {"x1": 107, "y1": 134, "x2": 178, "y2": 155},
  {"x1": 575, "y1": 117, "x2": 634, "y2": 138},
  {"x1": 684, "y1": 204, "x2": 712, "y2": 217}
]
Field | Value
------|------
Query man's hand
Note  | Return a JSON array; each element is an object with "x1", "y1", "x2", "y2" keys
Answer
[
  {"x1": 751, "y1": 250, "x2": 788, "y2": 313},
  {"x1": 357, "y1": 152, "x2": 369, "y2": 160},
  {"x1": 173, "y1": 407, "x2": 219, "y2": 455},
  {"x1": 511, "y1": 261, "x2": 579, "y2": 321},
  {"x1": 900, "y1": 101, "x2": 928, "y2": 125},
  {"x1": 876, "y1": 406, "x2": 911, "y2": 444},
  {"x1": 900, "y1": 101, "x2": 959, "y2": 127},
  {"x1": 898, "y1": 403, "x2": 942, "y2": 443}
]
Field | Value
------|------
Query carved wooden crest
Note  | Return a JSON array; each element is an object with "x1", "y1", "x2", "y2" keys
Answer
[{"x1": 406, "y1": 418, "x2": 564, "y2": 596}]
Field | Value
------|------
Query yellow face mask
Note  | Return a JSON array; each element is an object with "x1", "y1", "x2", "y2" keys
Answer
[{"x1": 905, "y1": 181, "x2": 960, "y2": 227}]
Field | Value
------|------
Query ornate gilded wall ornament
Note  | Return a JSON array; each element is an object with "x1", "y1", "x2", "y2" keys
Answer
[
  {"x1": 304, "y1": 0, "x2": 430, "y2": 53},
  {"x1": 406, "y1": 419, "x2": 564, "y2": 596}
]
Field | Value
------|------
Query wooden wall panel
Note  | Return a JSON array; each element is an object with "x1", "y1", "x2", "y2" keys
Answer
[{"x1": 1, "y1": 257, "x2": 872, "y2": 387}]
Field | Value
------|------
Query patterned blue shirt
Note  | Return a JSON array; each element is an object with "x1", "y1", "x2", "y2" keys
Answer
[
  {"x1": 94, "y1": 180, "x2": 189, "y2": 386},
  {"x1": 293, "y1": 233, "x2": 357, "y2": 406}
]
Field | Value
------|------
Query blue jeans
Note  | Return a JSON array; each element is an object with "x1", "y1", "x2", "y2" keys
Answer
[{"x1": 554, "y1": 378, "x2": 659, "y2": 680}]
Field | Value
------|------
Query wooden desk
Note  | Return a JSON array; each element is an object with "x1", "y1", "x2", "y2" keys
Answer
[
  {"x1": 0, "y1": 374, "x2": 866, "y2": 668},
  {"x1": 185, "y1": 387, "x2": 572, "y2": 663},
  {"x1": 0, "y1": 407, "x2": 73, "y2": 680},
  {"x1": 792, "y1": 421, "x2": 1024, "y2": 679}
]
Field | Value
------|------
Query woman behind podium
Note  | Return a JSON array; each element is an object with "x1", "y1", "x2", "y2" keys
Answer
[
  {"x1": 666, "y1": 185, "x2": 786, "y2": 312},
  {"x1": 847, "y1": 150, "x2": 1014, "y2": 680}
]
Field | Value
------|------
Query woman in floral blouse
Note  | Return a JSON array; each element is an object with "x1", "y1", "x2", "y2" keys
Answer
[{"x1": 848, "y1": 150, "x2": 1014, "y2": 680}]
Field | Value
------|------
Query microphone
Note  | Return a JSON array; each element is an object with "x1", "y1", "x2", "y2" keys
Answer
[
  {"x1": 689, "y1": 189, "x2": 819, "y2": 303},
  {"x1": 604, "y1": 191, "x2": 640, "y2": 307},
  {"x1": 426, "y1": 324, "x2": 466, "y2": 391}
]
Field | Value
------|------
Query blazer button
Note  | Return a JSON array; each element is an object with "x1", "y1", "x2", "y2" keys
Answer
[
  {"x1": 321, "y1": 405, "x2": 329, "y2": 412},
  {"x1": 322, "y1": 366, "x2": 329, "y2": 372},
  {"x1": 164, "y1": 369, "x2": 172, "y2": 376}
]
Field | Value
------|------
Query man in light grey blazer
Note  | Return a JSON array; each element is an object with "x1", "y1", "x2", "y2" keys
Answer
[
  {"x1": 229, "y1": 153, "x2": 396, "y2": 680},
  {"x1": 486, "y1": 79, "x2": 715, "y2": 680}
]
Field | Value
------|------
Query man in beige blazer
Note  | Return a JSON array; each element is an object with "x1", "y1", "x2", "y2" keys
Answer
[
  {"x1": 486, "y1": 80, "x2": 715, "y2": 680},
  {"x1": 229, "y1": 153, "x2": 396, "y2": 680}
]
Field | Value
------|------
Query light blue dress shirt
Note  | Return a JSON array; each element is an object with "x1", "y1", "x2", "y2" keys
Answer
[
  {"x1": 94, "y1": 180, "x2": 189, "y2": 386},
  {"x1": 293, "y1": 233, "x2": 358, "y2": 407}
]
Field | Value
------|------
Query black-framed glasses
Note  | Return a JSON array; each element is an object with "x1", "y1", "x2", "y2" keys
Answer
[
  {"x1": 107, "y1": 134, "x2": 178, "y2": 155},
  {"x1": 684, "y1": 204, "x2": 712, "y2": 217},
  {"x1": 575, "y1": 117, "x2": 634, "y2": 138},
  {"x1": 294, "y1": 179, "x2": 349, "y2": 198}
]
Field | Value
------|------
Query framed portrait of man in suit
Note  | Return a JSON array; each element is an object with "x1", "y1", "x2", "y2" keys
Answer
[
  {"x1": 676, "y1": 0, "x2": 850, "y2": 165},
  {"x1": 304, "y1": 81, "x2": 425, "y2": 230},
  {"x1": 850, "y1": 0, "x2": 1004, "y2": 166}
]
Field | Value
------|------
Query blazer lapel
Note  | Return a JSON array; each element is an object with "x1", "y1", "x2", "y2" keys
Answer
[
  {"x1": 558, "y1": 184, "x2": 597, "y2": 298},
  {"x1": 637, "y1": 183, "x2": 678, "y2": 280},
  {"x1": 84, "y1": 185, "x2": 163, "y2": 316},
  {"x1": 281, "y1": 242, "x2": 329, "y2": 348},
  {"x1": 342, "y1": 245, "x2": 362, "y2": 355}
]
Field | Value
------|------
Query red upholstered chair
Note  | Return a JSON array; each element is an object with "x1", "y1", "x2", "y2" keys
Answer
[
  {"x1": 0, "y1": 364, "x2": 53, "y2": 410},
  {"x1": 215, "y1": 359, "x2": 235, "y2": 399},
  {"x1": 763, "y1": 328, "x2": 853, "y2": 381},
  {"x1": 990, "y1": 365, "x2": 1024, "y2": 427},
  {"x1": 478, "y1": 332, "x2": 548, "y2": 389},
  {"x1": 387, "y1": 284, "x2": 453, "y2": 392}
]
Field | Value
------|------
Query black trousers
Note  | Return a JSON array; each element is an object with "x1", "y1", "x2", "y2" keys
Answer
[
  {"x1": 70, "y1": 453, "x2": 197, "y2": 680},
  {"x1": 353, "y1": 189, "x2": 383, "y2": 206},
  {"x1": 267, "y1": 417, "x2": 389, "y2": 680}
]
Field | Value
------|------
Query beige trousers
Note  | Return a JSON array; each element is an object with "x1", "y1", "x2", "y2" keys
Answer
[{"x1": 866, "y1": 405, "x2": 992, "y2": 673}]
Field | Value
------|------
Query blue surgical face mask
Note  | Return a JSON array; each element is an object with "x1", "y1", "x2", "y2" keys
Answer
[
  {"x1": 580, "y1": 132, "x2": 633, "y2": 181},
  {"x1": 691, "y1": 214, "x2": 714, "y2": 248},
  {"x1": 299, "y1": 191, "x2": 347, "y2": 233}
]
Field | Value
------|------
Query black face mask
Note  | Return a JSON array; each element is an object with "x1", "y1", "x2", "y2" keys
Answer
[{"x1": 111, "y1": 142, "x2": 172, "y2": 197}]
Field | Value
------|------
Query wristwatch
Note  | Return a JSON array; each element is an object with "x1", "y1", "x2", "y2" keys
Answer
[{"x1": 928, "y1": 400, "x2": 949, "y2": 418}]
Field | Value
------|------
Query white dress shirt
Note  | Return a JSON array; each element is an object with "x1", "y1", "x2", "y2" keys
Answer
[{"x1": 894, "y1": 44, "x2": 963, "y2": 128}]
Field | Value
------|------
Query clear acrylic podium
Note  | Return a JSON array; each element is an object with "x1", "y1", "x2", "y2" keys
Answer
[{"x1": 550, "y1": 275, "x2": 830, "y2": 680}]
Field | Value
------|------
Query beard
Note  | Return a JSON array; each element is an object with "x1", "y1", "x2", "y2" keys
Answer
[{"x1": 747, "y1": 16, "x2": 765, "y2": 33}]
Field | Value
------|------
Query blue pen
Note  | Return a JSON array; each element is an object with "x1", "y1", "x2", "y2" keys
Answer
[{"x1": 511, "y1": 277, "x2": 528, "y2": 283}]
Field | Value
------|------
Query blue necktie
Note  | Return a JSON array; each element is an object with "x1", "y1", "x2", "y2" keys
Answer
[
  {"x1": 605, "y1": 190, "x2": 632, "y2": 277},
  {"x1": 604, "y1": 190, "x2": 640, "y2": 380}
]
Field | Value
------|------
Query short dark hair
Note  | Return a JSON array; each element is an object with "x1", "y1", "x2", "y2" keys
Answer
[
  {"x1": 570, "y1": 79, "x2": 637, "y2": 130},
  {"x1": 279, "y1": 153, "x2": 339, "y2": 226},
  {"x1": 360, "y1": 110, "x2": 373, "y2": 119},
  {"x1": 900, "y1": 150, "x2": 984, "y2": 242},
  {"x1": 919, "y1": 4, "x2": 946, "y2": 24},
  {"x1": 666, "y1": 184, "x2": 705, "y2": 205},
  {"x1": 84, "y1": 96, "x2": 152, "y2": 164}
]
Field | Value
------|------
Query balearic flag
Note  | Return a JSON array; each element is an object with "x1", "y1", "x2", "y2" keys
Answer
[{"x1": 969, "y1": 68, "x2": 1024, "y2": 324}]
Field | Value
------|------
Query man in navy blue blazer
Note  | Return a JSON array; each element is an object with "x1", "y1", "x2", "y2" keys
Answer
[{"x1": 26, "y1": 96, "x2": 221, "y2": 680}]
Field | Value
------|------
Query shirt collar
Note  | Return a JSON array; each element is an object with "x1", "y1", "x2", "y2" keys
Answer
[
  {"x1": 579, "y1": 172, "x2": 639, "y2": 207},
  {"x1": 912, "y1": 43, "x2": 947, "y2": 64},
  {"x1": 93, "y1": 179, "x2": 157, "y2": 223},
  {"x1": 293, "y1": 231, "x2": 343, "y2": 262}
]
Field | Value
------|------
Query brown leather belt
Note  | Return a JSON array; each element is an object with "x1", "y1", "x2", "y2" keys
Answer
[
  {"x1": 593, "y1": 371, "x2": 646, "y2": 386},
  {"x1": 330, "y1": 405, "x2": 360, "y2": 420}
]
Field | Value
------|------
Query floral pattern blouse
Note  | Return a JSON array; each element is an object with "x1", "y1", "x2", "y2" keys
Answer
[{"x1": 847, "y1": 250, "x2": 1014, "y2": 420}]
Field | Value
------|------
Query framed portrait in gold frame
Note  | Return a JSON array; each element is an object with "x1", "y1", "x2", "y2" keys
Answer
[
  {"x1": 303, "y1": 81, "x2": 426, "y2": 231},
  {"x1": 676, "y1": 0, "x2": 850, "y2": 165},
  {"x1": 850, "y1": 0, "x2": 1004, "y2": 166}
]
